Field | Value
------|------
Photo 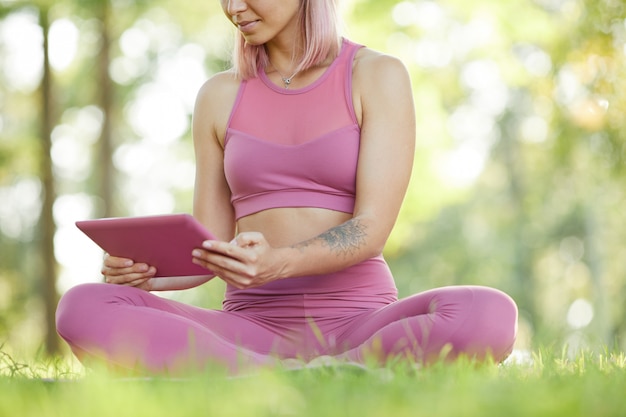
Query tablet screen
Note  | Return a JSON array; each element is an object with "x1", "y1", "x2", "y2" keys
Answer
[{"x1": 76, "y1": 213, "x2": 217, "y2": 277}]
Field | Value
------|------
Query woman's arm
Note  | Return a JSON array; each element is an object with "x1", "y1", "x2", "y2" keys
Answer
[
  {"x1": 191, "y1": 71, "x2": 240, "y2": 241},
  {"x1": 295, "y1": 50, "x2": 416, "y2": 262},
  {"x1": 195, "y1": 50, "x2": 416, "y2": 288},
  {"x1": 103, "y1": 71, "x2": 240, "y2": 292}
]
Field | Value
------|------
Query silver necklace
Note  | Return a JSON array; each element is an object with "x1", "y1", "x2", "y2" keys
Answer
[{"x1": 269, "y1": 61, "x2": 299, "y2": 89}]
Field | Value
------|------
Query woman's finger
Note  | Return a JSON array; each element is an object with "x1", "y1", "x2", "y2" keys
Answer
[
  {"x1": 200, "y1": 239, "x2": 251, "y2": 261},
  {"x1": 103, "y1": 253, "x2": 134, "y2": 268},
  {"x1": 102, "y1": 263, "x2": 151, "y2": 277},
  {"x1": 231, "y1": 232, "x2": 263, "y2": 248},
  {"x1": 104, "y1": 266, "x2": 156, "y2": 284},
  {"x1": 123, "y1": 276, "x2": 152, "y2": 288},
  {"x1": 191, "y1": 254, "x2": 250, "y2": 289},
  {"x1": 211, "y1": 269, "x2": 252, "y2": 289},
  {"x1": 193, "y1": 249, "x2": 249, "y2": 278}
]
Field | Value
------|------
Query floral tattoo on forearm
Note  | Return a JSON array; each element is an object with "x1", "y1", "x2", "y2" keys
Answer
[{"x1": 294, "y1": 218, "x2": 367, "y2": 257}]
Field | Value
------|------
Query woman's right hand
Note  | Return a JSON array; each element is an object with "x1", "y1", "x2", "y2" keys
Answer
[{"x1": 101, "y1": 253, "x2": 156, "y2": 290}]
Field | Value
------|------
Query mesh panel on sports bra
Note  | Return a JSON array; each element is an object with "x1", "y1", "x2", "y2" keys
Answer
[{"x1": 227, "y1": 41, "x2": 357, "y2": 146}]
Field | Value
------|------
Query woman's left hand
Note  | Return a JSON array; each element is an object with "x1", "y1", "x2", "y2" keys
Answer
[{"x1": 192, "y1": 232, "x2": 286, "y2": 289}]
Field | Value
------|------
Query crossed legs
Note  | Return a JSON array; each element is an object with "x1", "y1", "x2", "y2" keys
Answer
[{"x1": 56, "y1": 283, "x2": 517, "y2": 374}]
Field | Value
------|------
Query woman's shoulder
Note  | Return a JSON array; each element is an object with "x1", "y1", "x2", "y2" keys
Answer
[
  {"x1": 194, "y1": 68, "x2": 243, "y2": 127},
  {"x1": 196, "y1": 69, "x2": 241, "y2": 104},
  {"x1": 353, "y1": 46, "x2": 410, "y2": 82},
  {"x1": 350, "y1": 47, "x2": 412, "y2": 107},
  {"x1": 193, "y1": 69, "x2": 243, "y2": 142}
]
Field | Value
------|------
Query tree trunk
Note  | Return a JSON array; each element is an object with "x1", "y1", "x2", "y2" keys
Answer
[
  {"x1": 501, "y1": 112, "x2": 537, "y2": 328},
  {"x1": 97, "y1": 0, "x2": 115, "y2": 217},
  {"x1": 38, "y1": 6, "x2": 60, "y2": 356}
]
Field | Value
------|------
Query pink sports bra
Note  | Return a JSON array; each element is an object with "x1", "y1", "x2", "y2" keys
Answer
[{"x1": 224, "y1": 39, "x2": 364, "y2": 220}]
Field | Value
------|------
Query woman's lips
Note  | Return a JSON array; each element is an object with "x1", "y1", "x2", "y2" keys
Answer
[{"x1": 237, "y1": 20, "x2": 259, "y2": 33}]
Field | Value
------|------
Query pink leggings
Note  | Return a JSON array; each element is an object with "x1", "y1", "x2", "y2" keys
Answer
[{"x1": 56, "y1": 283, "x2": 517, "y2": 374}]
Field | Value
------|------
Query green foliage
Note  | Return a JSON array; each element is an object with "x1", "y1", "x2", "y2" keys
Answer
[
  {"x1": 365, "y1": 0, "x2": 626, "y2": 351},
  {"x1": 1, "y1": 347, "x2": 626, "y2": 417}
]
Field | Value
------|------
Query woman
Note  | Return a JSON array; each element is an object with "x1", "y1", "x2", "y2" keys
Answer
[{"x1": 56, "y1": 0, "x2": 518, "y2": 375}]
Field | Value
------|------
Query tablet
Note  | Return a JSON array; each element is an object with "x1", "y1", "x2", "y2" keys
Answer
[{"x1": 76, "y1": 213, "x2": 218, "y2": 278}]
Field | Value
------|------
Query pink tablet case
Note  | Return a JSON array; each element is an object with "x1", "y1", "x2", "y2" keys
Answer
[{"x1": 76, "y1": 213, "x2": 217, "y2": 277}]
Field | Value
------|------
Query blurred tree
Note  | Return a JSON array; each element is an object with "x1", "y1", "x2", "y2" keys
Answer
[
  {"x1": 355, "y1": 0, "x2": 626, "y2": 350},
  {"x1": 37, "y1": 1, "x2": 59, "y2": 355},
  {"x1": 0, "y1": 0, "x2": 61, "y2": 355}
]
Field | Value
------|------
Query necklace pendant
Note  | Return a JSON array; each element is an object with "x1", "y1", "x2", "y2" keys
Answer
[{"x1": 269, "y1": 60, "x2": 299, "y2": 89}]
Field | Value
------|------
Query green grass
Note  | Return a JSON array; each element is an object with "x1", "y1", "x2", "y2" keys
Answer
[{"x1": 1, "y1": 348, "x2": 625, "y2": 417}]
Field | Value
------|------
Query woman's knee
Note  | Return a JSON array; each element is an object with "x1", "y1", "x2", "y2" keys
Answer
[
  {"x1": 55, "y1": 282, "x2": 123, "y2": 340},
  {"x1": 477, "y1": 286, "x2": 518, "y2": 333},
  {"x1": 464, "y1": 286, "x2": 518, "y2": 360},
  {"x1": 56, "y1": 283, "x2": 97, "y2": 336}
]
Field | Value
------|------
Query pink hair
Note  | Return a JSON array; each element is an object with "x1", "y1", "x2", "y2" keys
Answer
[{"x1": 231, "y1": 0, "x2": 343, "y2": 80}]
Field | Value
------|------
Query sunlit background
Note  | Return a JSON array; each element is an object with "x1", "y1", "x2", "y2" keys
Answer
[{"x1": 1, "y1": 0, "x2": 625, "y2": 364}]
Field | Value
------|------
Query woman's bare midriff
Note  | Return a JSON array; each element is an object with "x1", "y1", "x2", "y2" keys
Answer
[{"x1": 236, "y1": 207, "x2": 353, "y2": 247}]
